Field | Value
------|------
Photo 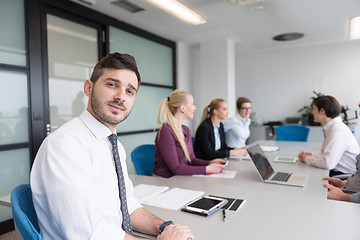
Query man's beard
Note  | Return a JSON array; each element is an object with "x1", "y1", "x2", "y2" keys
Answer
[{"x1": 90, "y1": 90, "x2": 131, "y2": 126}]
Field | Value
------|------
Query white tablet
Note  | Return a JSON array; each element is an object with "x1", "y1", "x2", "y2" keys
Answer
[
  {"x1": 181, "y1": 195, "x2": 228, "y2": 216},
  {"x1": 273, "y1": 156, "x2": 298, "y2": 163}
]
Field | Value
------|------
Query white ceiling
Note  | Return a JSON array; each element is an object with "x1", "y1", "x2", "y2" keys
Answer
[{"x1": 71, "y1": 0, "x2": 360, "y2": 54}]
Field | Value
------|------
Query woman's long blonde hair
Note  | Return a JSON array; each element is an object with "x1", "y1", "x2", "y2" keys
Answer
[
  {"x1": 156, "y1": 89, "x2": 191, "y2": 161},
  {"x1": 200, "y1": 98, "x2": 225, "y2": 123}
]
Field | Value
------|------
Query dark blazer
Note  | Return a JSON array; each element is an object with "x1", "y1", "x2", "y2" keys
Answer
[{"x1": 194, "y1": 118, "x2": 233, "y2": 160}]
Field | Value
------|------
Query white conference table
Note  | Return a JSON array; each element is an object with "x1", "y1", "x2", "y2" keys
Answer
[{"x1": 130, "y1": 140, "x2": 360, "y2": 240}]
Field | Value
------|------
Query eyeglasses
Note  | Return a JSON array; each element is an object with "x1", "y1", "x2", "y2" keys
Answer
[{"x1": 240, "y1": 107, "x2": 252, "y2": 111}]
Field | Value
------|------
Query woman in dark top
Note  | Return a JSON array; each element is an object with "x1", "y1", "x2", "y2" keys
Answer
[
  {"x1": 153, "y1": 90, "x2": 225, "y2": 178},
  {"x1": 194, "y1": 99, "x2": 247, "y2": 160}
]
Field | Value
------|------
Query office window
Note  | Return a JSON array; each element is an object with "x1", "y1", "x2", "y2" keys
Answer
[
  {"x1": 109, "y1": 27, "x2": 173, "y2": 86},
  {"x1": 0, "y1": 0, "x2": 29, "y2": 228},
  {"x1": 47, "y1": 14, "x2": 98, "y2": 131},
  {"x1": 0, "y1": 0, "x2": 26, "y2": 66},
  {"x1": 0, "y1": 70, "x2": 28, "y2": 145},
  {"x1": 0, "y1": 148, "x2": 29, "y2": 222},
  {"x1": 109, "y1": 26, "x2": 175, "y2": 173}
]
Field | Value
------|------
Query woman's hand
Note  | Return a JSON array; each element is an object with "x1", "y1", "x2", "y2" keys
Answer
[
  {"x1": 210, "y1": 159, "x2": 226, "y2": 165},
  {"x1": 230, "y1": 147, "x2": 247, "y2": 157},
  {"x1": 206, "y1": 163, "x2": 225, "y2": 174}
]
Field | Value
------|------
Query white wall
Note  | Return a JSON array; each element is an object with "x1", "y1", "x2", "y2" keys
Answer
[
  {"x1": 176, "y1": 42, "x2": 195, "y2": 130},
  {"x1": 235, "y1": 40, "x2": 360, "y2": 141}
]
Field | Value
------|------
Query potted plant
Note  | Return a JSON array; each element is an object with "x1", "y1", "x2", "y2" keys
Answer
[{"x1": 298, "y1": 91, "x2": 323, "y2": 126}]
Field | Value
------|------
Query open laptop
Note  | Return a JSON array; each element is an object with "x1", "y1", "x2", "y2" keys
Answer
[{"x1": 247, "y1": 144, "x2": 309, "y2": 187}]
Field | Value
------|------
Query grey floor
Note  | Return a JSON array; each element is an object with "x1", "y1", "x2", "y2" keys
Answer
[{"x1": 0, "y1": 231, "x2": 16, "y2": 240}]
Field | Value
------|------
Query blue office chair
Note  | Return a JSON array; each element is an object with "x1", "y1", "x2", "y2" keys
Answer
[
  {"x1": 275, "y1": 125, "x2": 310, "y2": 142},
  {"x1": 11, "y1": 184, "x2": 41, "y2": 240},
  {"x1": 131, "y1": 144, "x2": 156, "y2": 176}
]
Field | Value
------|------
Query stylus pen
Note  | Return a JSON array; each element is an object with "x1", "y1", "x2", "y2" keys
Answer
[{"x1": 222, "y1": 209, "x2": 226, "y2": 222}]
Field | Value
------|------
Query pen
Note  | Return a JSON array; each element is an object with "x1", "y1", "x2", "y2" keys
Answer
[{"x1": 222, "y1": 208, "x2": 226, "y2": 222}]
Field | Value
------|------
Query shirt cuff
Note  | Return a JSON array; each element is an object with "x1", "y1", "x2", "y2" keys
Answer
[{"x1": 350, "y1": 192, "x2": 360, "y2": 204}]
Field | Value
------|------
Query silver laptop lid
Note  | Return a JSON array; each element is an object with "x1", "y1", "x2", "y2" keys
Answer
[{"x1": 247, "y1": 144, "x2": 275, "y2": 181}]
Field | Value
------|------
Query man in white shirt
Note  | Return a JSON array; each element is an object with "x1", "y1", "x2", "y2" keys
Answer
[
  {"x1": 31, "y1": 53, "x2": 194, "y2": 240},
  {"x1": 298, "y1": 95, "x2": 359, "y2": 176}
]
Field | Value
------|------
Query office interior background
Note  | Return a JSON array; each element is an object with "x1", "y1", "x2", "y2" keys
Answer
[{"x1": 1, "y1": 0, "x2": 360, "y2": 234}]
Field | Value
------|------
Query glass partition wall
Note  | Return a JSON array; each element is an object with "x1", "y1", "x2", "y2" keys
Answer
[
  {"x1": 0, "y1": 0, "x2": 30, "y2": 226},
  {"x1": 109, "y1": 26, "x2": 175, "y2": 174}
]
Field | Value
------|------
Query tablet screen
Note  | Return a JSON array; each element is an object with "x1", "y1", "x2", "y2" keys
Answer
[{"x1": 188, "y1": 197, "x2": 223, "y2": 210}]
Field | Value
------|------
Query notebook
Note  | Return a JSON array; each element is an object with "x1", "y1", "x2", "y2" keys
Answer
[{"x1": 247, "y1": 144, "x2": 309, "y2": 187}]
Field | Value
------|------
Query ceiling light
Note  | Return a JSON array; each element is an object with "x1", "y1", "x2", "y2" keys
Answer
[
  {"x1": 78, "y1": 0, "x2": 96, "y2": 5},
  {"x1": 111, "y1": 0, "x2": 144, "y2": 13},
  {"x1": 349, "y1": 16, "x2": 360, "y2": 40},
  {"x1": 146, "y1": 0, "x2": 207, "y2": 25},
  {"x1": 229, "y1": 0, "x2": 266, "y2": 6}
]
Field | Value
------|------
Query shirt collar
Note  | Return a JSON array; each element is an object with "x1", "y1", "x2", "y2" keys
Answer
[
  {"x1": 323, "y1": 116, "x2": 342, "y2": 132},
  {"x1": 213, "y1": 123, "x2": 220, "y2": 129},
  {"x1": 79, "y1": 110, "x2": 113, "y2": 139},
  {"x1": 235, "y1": 113, "x2": 251, "y2": 124}
]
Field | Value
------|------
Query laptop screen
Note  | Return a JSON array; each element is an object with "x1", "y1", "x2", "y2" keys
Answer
[{"x1": 247, "y1": 144, "x2": 274, "y2": 180}]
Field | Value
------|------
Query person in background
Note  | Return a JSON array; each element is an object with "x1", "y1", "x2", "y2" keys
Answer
[
  {"x1": 298, "y1": 95, "x2": 359, "y2": 177},
  {"x1": 153, "y1": 90, "x2": 226, "y2": 178},
  {"x1": 223, "y1": 97, "x2": 252, "y2": 148},
  {"x1": 323, "y1": 154, "x2": 360, "y2": 204},
  {"x1": 31, "y1": 53, "x2": 194, "y2": 240},
  {"x1": 194, "y1": 98, "x2": 247, "y2": 160}
]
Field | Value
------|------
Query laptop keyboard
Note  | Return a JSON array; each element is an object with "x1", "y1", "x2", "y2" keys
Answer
[{"x1": 271, "y1": 172, "x2": 292, "y2": 182}]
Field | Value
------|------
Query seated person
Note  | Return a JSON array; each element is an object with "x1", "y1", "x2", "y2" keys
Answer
[
  {"x1": 298, "y1": 95, "x2": 359, "y2": 176},
  {"x1": 223, "y1": 97, "x2": 252, "y2": 148},
  {"x1": 323, "y1": 154, "x2": 360, "y2": 204},
  {"x1": 153, "y1": 90, "x2": 226, "y2": 178},
  {"x1": 194, "y1": 98, "x2": 247, "y2": 160},
  {"x1": 30, "y1": 53, "x2": 193, "y2": 240}
]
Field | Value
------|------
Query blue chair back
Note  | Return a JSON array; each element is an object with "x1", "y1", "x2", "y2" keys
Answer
[
  {"x1": 275, "y1": 125, "x2": 310, "y2": 142},
  {"x1": 131, "y1": 144, "x2": 155, "y2": 176},
  {"x1": 11, "y1": 184, "x2": 41, "y2": 240}
]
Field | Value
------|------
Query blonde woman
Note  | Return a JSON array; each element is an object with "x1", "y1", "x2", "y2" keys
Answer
[
  {"x1": 153, "y1": 90, "x2": 226, "y2": 178},
  {"x1": 194, "y1": 99, "x2": 247, "y2": 160}
]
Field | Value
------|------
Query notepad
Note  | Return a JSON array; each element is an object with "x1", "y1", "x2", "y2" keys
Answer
[
  {"x1": 260, "y1": 145, "x2": 279, "y2": 152},
  {"x1": 192, "y1": 170, "x2": 237, "y2": 179},
  {"x1": 273, "y1": 156, "x2": 298, "y2": 163},
  {"x1": 133, "y1": 184, "x2": 169, "y2": 203},
  {"x1": 143, "y1": 187, "x2": 204, "y2": 210}
]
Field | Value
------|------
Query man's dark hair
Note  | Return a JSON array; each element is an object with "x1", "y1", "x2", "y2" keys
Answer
[
  {"x1": 236, "y1": 97, "x2": 251, "y2": 110},
  {"x1": 312, "y1": 95, "x2": 341, "y2": 119},
  {"x1": 90, "y1": 52, "x2": 141, "y2": 86}
]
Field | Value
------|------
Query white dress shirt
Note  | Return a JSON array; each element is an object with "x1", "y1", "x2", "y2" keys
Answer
[
  {"x1": 305, "y1": 116, "x2": 359, "y2": 173},
  {"x1": 223, "y1": 113, "x2": 251, "y2": 148},
  {"x1": 30, "y1": 110, "x2": 142, "y2": 240}
]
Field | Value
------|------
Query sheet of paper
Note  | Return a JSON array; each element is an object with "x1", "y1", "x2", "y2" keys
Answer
[
  {"x1": 241, "y1": 153, "x2": 251, "y2": 160},
  {"x1": 260, "y1": 145, "x2": 279, "y2": 152},
  {"x1": 227, "y1": 153, "x2": 251, "y2": 160},
  {"x1": 192, "y1": 170, "x2": 237, "y2": 179},
  {"x1": 133, "y1": 184, "x2": 169, "y2": 203},
  {"x1": 144, "y1": 187, "x2": 204, "y2": 210}
]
